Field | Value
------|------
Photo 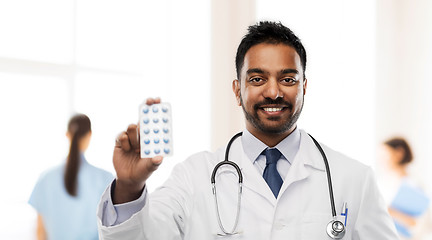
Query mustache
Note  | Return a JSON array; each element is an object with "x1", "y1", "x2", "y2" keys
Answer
[{"x1": 253, "y1": 98, "x2": 293, "y2": 110}]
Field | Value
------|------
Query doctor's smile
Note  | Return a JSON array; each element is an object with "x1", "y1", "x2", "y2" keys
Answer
[
  {"x1": 262, "y1": 107, "x2": 284, "y2": 112},
  {"x1": 256, "y1": 103, "x2": 292, "y2": 123},
  {"x1": 256, "y1": 100, "x2": 293, "y2": 115}
]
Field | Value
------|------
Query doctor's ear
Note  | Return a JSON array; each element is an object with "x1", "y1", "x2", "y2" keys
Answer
[
  {"x1": 303, "y1": 78, "x2": 308, "y2": 95},
  {"x1": 232, "y1": 79, "x2": 241, "y2": 106}
]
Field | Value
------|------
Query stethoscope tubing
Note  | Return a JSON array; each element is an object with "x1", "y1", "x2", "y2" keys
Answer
[
  {"x1": 211, "y1": 132, "x2": 243, "y2": 184},
  {"x1": 307, "y1": 133, "x2": 337, "y2": 218},
  {"x1": 211, "y1": 132, "x2": 243, "y2": 236}
]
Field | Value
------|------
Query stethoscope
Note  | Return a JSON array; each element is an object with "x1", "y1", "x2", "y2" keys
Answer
[{"x1": 211, "y1": 132, "x2": 346, "y2": 239}]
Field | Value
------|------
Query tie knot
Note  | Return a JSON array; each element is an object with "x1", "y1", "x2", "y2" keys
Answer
[{"x1": 265, "y1": 148, "x2": 281, "y2": 165}]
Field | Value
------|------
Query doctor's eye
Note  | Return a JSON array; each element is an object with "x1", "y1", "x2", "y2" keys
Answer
[
  {"x1": 281, "y1": 77, "x2": 298, "y2": 85},
  {"x1": 248, "y1": 77, "x2": 265, "y2": 84}
]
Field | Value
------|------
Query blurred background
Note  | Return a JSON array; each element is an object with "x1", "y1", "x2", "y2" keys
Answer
[{"x1": 1, "y1": 0, "x2": 431, "y2": 238}]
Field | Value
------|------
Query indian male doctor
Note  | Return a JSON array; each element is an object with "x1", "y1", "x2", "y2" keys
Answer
[{"x1": 97, "y1": 21, "x2": 399, "y2": 239}]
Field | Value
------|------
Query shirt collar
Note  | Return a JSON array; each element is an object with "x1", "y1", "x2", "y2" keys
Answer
[{"x1": 241, "y1": 128, "x2": 301, "y2": 164}]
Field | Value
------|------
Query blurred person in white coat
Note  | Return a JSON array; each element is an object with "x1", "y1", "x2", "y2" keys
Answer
[{"x1": 97, "y1": 21, "x2": 398, "y2": 239}]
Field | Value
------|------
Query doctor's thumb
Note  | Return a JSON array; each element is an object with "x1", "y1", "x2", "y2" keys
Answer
[{"x1": 147, "y1": 156, "x2": 163, "y2": 172}]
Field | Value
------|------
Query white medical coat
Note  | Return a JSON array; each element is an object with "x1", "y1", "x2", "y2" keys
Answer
[{"x1": 98, "y1": 129, "x2": 399, "y2": 239}]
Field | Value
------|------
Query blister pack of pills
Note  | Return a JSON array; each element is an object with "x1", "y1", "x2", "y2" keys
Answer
[{"x1": 139, "y1": 102, "x2": 173, "y2": 158}]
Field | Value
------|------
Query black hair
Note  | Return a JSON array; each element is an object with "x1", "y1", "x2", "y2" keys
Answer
[
  {"x1": 384, "y1": 137, "x2": 413, "y2": 166},
  {"x1": 235, "y1": 21, "x2": 307, "y2": 79},
  {"x1": 64, "y1": 114, "x2": 91, "y2": 196}
]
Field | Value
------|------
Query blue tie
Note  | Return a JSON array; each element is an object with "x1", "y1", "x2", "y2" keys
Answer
[{"x1": 263, "y1": 148, "x2": 283, "y2": 198}]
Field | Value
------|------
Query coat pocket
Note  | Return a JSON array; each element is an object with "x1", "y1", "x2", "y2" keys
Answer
[{"x1": 301, "y1": 214, "x2": 348, "y2": 240}]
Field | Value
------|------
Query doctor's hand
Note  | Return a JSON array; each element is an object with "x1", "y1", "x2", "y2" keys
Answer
[{"x1": 112, "y1": 98, "x2": 163, "y2": 204}]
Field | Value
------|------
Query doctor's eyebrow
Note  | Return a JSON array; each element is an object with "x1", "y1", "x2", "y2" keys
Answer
[
  {"x1": 246, "y1": 68, "x2": 299, "y2": 76},
  {"x1": 246, "y1": 68, "x2": 267, "y2": 75},
  {"x1": 280, "y1": 69, "x2": 299, "y2": 75}
]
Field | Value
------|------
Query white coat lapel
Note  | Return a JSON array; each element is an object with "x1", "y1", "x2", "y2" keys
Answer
[
  {"x1": 227, "y1": 138, "x2": 278, "y2": 205},
  {"x1": 278, "y1": 130, "x2": 326, "y2": 197}
]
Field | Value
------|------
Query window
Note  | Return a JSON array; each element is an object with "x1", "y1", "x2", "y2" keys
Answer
[{"x1": 0, "y1": 0, "x2": 210, "y2": 238}]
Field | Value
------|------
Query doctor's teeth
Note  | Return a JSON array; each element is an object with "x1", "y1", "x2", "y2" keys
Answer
[{"x1": 263, "y1": 107, "x2": 283, "y2": 112}]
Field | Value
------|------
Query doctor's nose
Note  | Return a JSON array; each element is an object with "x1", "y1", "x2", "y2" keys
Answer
[{"x1": 263, "y1": 79, "x2": 283, "y2": 100}]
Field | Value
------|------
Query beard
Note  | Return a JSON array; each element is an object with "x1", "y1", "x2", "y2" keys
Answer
[{"x1": 240, "y1": 95, "x2": 303, "y2": 134}]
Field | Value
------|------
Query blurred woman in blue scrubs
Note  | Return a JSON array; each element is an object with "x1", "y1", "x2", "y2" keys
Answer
[
  {"x1": 378, "y1": 137, "x2": 432, "y2": 240},
  {"x1": 29, "y1": 114, "x2": 114, "y2": 240}
]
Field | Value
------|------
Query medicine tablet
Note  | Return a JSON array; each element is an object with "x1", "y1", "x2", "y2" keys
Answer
[{"x1": 139, "y1": 102, "x2": 173, "y2": 158}]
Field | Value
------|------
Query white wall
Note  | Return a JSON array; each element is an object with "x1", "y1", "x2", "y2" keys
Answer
[
  {"x1": 376, "y1": 0, "x2": 432, "y2": 186},
  {"x1": 210, "y1": 0, "x2": 255, "y2": 150}
]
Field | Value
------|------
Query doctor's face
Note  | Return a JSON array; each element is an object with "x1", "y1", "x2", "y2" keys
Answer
[{"x1": 233, "y1": 43, "x2": 307, "y2": 139}]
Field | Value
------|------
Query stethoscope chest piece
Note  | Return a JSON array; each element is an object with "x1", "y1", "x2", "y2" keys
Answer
[{"x1": 326, "y1": 219, "x2": 346, "y2": 239}]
